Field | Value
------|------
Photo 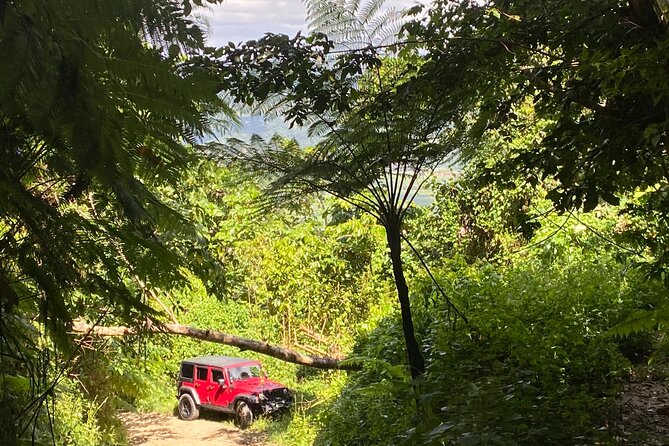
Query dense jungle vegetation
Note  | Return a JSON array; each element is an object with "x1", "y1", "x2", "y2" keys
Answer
[{"x1": 1, "y1": 0, "x2": 669, "y2": 444}]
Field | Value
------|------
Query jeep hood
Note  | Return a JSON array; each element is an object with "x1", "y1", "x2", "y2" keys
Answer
[{"x1": 233, "y1": 377, "x2": 287, "y2": 394}]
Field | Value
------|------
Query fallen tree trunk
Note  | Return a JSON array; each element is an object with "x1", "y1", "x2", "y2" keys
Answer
[{"x1": 71, "y1": 320, "x2": 361, "y2": 371}]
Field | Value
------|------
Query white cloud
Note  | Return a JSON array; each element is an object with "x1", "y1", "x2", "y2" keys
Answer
[{"x1": 201, "y1": 0, "x2": 307, "y2": 46}]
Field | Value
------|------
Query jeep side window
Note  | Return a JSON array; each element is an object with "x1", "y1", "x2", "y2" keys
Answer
[
  {"x1": 180, "y1": 363, "x2": 194, "y2": 380},
  {"x1": 228, "y1": 364, "x2": 263, "y2": 381},
  {"x1": 196, "y1": 366, "x2": 208, "y2": 381},
  {"x1": 211, "y1": 369, "x2": 224, "y2": 383}
]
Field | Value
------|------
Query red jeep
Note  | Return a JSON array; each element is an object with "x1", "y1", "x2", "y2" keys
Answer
[{"x1": 176, "y1": 355, "x2": 293, "y2": 428}]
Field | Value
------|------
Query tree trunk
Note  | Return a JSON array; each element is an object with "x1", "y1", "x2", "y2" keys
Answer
[
  {"x1": 70, "y1": 319, "x2": 360, "y2": 371},
  {"x1": 385, "y1": 222, "x2": 426, "y2": 380}
]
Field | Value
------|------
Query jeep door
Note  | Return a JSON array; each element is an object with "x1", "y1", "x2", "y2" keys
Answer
[
  {"x1": 209, "y1": 367, "x2": 234, "y2": 409},
  {"x1": 193, "y1": 365, "x2": 210, "y2": 404}
]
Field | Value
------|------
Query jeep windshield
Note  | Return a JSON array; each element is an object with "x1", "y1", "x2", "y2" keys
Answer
[{"x1": 228, "y1": 363, "x2": 264, "y2": 381}]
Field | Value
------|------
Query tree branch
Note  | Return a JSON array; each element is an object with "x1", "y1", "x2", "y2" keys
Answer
[{"x1": 70, "y1": 319, "x2": 361, "y2": 371}]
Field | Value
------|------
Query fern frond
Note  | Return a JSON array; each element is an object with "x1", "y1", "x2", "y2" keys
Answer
[
  {"x1": 357, "y1": 0, "x2": 386, "y2": 26},
  {"x1": 305, "y1": 0, "x2": 402, "y2": 48},
  {"x1": 609, "y1": 308, "x2": 669, "y2": 337}
]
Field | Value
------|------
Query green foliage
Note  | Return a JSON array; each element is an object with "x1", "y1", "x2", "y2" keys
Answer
[
  {"x1": 3, "y1": 1, "x2": 667, "y2": 442},
  {"x1": 0, "y1": 0, "x2": 229, "y2": 331},
  {"x1": 410, "y1": 176, "x2": 546, "y2": 264},
  {"x1": 257, "y1": 372, "x2": 348, "y2": 446},
  {"x1": 609, "y1": 309, "x2": 669, "y2": 337},
  {"x1": 0, "y1": 0, "x2": 232, "y2": 441},
  {"x1": 0, "y1": 352, "x2": 127, "y2": 446},
  {"x1": 51, "y1": 380, "x2": 124, "y2": 446},
  {"x1": 316, "y1": 245, "x2": 663, "y2": 445},
  {"x1": 404, "y1": 0, "x2": 669, "y2": 212},
  {"x1": 233, "y1": 213, "x2": 389, "y2": 342},
  {"x1": 379, "y1": 0, "x2": 669, "y2": 362},
  {"x1": 158, "y1": 160, "x2": 393, "y2": 346},
  {"x1": 398, "y1": 0, "x2": 669, "y2": 296},
  {"x1": 67, "y1": 162, "x2": 397, "y2": 436},
  {"x1": 217, "y1": 11, "x2": 467, "y2": 377}
]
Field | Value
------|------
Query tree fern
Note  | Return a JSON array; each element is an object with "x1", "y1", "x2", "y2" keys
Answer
[
  {"x1": 216, "y1": 42, "x2": 468, "y2": 382},
  {"x1": 0, "y1": 0, "x2": 232, "y2": 440},
  {"x1": 305, "y1": 0, "x2": 403, "y2": 49}
]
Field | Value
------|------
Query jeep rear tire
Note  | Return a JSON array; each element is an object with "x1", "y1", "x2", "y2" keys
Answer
[
  {"x1": 234, "y1": 401, "x2": 253, "y2": 429},
  {"x1": 178, "y1": 393, "x2": 200, "y2": 421}
]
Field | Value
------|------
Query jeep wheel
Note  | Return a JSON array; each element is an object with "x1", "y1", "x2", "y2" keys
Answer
[
  {"x1": 178, "y1": 393, "x2": 200, "y2": 421},
  {"x1": 234, "y1": 401, "x2": 253, "y2": 429}
]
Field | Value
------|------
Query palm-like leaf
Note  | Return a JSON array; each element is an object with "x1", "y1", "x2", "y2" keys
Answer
[
  {"x1": 305, "y1": 0, "x2": 403, "y2": 49},
  {"x1": 0, "y1": 1, "x2": 230, "y2": 438}
]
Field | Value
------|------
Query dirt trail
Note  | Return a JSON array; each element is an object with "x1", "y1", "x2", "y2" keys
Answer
[
  {"x1": 120, "y1": 412, "x2": 270, "y2": 446},
  {"x1": 620, "y1": 377, "x2": 669, "y2": 445}
]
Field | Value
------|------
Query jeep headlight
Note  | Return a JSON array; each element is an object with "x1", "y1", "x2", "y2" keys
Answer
[{"x1": 258, "y1": 392, "x2": 266, "y2": 401}]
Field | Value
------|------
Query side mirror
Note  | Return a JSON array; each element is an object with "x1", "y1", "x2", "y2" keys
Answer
[{"x1": 217, "y1": 378, "x2": 227, "y2": 388}]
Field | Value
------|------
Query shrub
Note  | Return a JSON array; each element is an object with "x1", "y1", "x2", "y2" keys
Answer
[{"x1": 317, "y1": 253, "x2": 660, "y2": 445}]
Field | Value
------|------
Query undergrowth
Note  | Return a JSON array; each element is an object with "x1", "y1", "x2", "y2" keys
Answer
[{"x1": 313, "y1": 253, "x2": 663, "y2": 445}]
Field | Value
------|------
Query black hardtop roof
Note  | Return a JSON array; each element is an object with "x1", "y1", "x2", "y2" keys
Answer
[{"x1": 181, "y1": 355, "x2": 261, "y2": 368}]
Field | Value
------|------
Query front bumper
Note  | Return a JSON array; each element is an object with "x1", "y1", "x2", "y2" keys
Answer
[{"x1": 259, "y1": 398, "x2": 292, "y2": 414}]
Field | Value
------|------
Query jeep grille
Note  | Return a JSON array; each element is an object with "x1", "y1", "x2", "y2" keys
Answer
[{"x1": 264, "y1": 388, "x2": 292, "y2": 402}]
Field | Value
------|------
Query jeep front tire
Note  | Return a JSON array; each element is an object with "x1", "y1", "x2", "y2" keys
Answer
[
  {"x1": 178, "y1": 393, "x2": 200, "y2": 421},
  {"x1": 234, "y1": 401, "x2": 253, "y2": 429}
]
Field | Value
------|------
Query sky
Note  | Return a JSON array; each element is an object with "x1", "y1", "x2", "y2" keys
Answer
[
  {"x1": 202, "y1": 0, "x2": 307, "y2": 46},
  {"x1": 201, "y1": 0, "x2": 422, "y2": 46}
]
